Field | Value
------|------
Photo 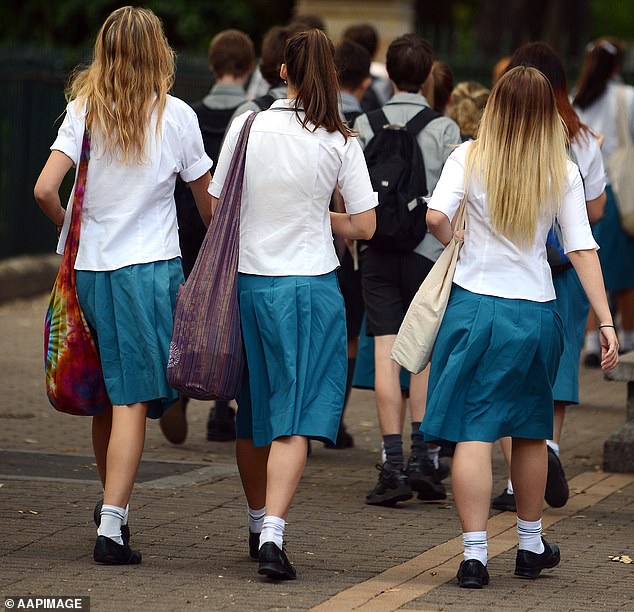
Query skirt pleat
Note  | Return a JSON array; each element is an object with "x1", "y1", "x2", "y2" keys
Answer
[
  {"x1": 236, "y1": 272, "x2": 347, "y2": 447},
  {"x1": 422, "y1": 285, "x2": 564, "y2": 443},
  {"x1": 76, "y1": 258, "x2": 183, "y2": 418}
]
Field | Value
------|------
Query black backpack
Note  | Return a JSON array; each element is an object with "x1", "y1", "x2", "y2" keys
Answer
[{"x1": 363, "y1": 107, "x2": 441, "y2": 252}]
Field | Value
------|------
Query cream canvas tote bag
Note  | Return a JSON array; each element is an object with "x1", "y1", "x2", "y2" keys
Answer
[{"x1": 391, "y1": 197, "x2": 467, "y2": 374}]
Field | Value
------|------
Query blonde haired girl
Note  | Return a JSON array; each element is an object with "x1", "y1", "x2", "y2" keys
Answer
[
  {"x1": 34, "y1": 6, "x2": 213, "y2": 564},
  {"x1": 422, "y1": 66, "x2": 618, "y2": 588},
  {"x1": 447, "y1": 80, "x2": 489, "y2": 141}
]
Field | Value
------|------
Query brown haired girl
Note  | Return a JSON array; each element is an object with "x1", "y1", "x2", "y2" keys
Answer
[
  {"x1": 209, "y1": 28, "x2": 376, "y2": 580},
  {"x1": 34, "y1": 6, "x2": 212, "y2": 564},
  {"x1": 422, "y1": 66, "x2": 618, "y2": 588}
]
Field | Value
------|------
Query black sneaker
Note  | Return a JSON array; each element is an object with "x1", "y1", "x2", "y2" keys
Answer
[
  {"x1": 406, "y1": 454, "x2": 447, "y2": 501},
  {"x1": 515, "y1": 538, "x2": 560, "y2": 579},
  {"x1": 492, "y1": 488, "x2": 516, "y2": 512},
  {"x1": 545, "y1": 447, "x2": 569, "y2": 508},
  {"x1": 206, "y1": 401, "x2": 236, "y2": 442},
  {"x1": 365, "y1": 463, "x2": 413, "y2": 506}
]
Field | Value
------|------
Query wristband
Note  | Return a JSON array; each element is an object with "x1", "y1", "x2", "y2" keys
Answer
[{"x1": 599, "y1": 324, "x2": 615, "y2": 329}]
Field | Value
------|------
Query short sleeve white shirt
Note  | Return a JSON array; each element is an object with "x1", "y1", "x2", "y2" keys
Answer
[
  {"x1": 570, "y1": 131, "x2": 606, "y2": 201},
  {"x1": 209, "y1": 100, "x2": 377, "y2": 276},
  {"x1": 427, "y1": 141, "x2": 598, "y2": 302},
  {"x1": 52, "y1": 95, "x2": 212, "y2": 271}
]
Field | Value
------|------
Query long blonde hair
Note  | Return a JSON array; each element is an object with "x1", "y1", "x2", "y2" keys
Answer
[
  {"x1": 466, "y1": 66, "x2": 568, "y2": 247},
  {"x1": 67, "y1": 6, "x2": 175, "y2": 163}
]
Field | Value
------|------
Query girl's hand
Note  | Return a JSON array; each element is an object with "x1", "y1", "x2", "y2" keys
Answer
[{"x1": 599, "y1": 326, "x2": 619, "y2": 371}]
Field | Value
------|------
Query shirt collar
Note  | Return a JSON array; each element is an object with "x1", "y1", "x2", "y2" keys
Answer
[{"x1": 386, "y1": 91, "x2": 430, "y2": 107}]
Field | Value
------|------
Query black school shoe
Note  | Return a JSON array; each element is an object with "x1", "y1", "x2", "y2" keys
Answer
[
  {"x1": 365, "y1": 463, "x2": 413, "y2": 506},
  {"x1": 93, "y1": 500, "x2": 130, "y2": 545},
  {"x1": 545, "y1": 447, "x2": 569, "y2": 508},
  {"x1": 515, "y1": 538, "x2": 560, "y2": 578},
  {"x1": 406, "y1": 454, "x2": 447, "y2": 501},
  {"x1": 492, "y1": 488, "x2": 517, "y2": 512},
  {"x1": 257, "y1": 542, "x2": 297, "y2": 580},
  {"x1": 457, "y1": 559, "x2": 490, "y2": 588},
  {"x1": 94, "y1": 535, "x2": 142, "y2": 565},
  {"x1": 249, "y1": 530, "x2": 260, "y2": 560}
]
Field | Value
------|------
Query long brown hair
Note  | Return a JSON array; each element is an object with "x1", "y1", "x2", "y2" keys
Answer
[
  {"x1": 284, "y1": 29, "x2": 352, "y2": 141},
  {"x1": 573, "y1": 37, "x2": 625, "y2": 110},
  {"x1": 67, "y1": 6, "x2": 175, "y2": 163},
  {"x1": 507, "y1": 42, "x2": 588, "y2": 143},
  {"x1": 466, "y1": 66, "x2": 568, "y2": 247}
]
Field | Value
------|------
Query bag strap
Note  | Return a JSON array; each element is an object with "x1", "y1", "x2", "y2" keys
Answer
[
  {"x1": 64, "y1": 129, "x2": 91, "y2": 269},
  {"x1": 367, "y1": 109, "x2": 389, "y2": 136},
  {"x1": 405, "y1": 107, "x2": 442, "y2": 137},
  {"x1": 216, "y1": 112, "x2": 258, "y2": 217},
  {"x1": 615, "y1": 86, "x2": 632, "y2": 148}
]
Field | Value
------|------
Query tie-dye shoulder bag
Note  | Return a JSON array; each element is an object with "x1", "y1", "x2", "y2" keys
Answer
[{"x1": 44, "y1": 130, "x2": 111, "y2": 416}]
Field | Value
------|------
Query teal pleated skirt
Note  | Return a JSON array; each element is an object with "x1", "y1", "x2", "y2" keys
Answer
[
  {"x1": 76, "y1": 258, "x2": 184, "y2": 419},
  {"x1": 236, "y1": 272, "x2": 347, "y2": 447},
  {"x1": 422, "y1": 285, "x2": 564, "y2": 443},
  {"x1": 552, "y1": 268, "x2": 590, "y2": 404}
]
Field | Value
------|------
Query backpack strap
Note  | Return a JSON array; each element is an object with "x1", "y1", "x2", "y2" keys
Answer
[
  {"x1": 367, "y1": 109, "x2": 389, "y2": 137},
  {"x1": 405, "y1": 107, "x2": 443, "y2": 136},
  {"x1": 253, "y1": 93, "x2": 276, "y2": 111}
]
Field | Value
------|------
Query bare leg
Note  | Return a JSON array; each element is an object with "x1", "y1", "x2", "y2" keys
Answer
[
  {"x1": 552, "y1": 402, "x2": 566, "y2": 445},
  {"x1": 374, "y1": 335, "x2": 402, "y2": 434},
  {"x1": 499, "y1": 437, "x2": 512, "y2": 480},
  {"x1": 92, "y1": 406, "x2": 112, "y2": 487},
  {"x1": 511, "y1": 437, "x2": 547, "y2": 521},
  {"x1": 452, "y1": 441, "x2": 493, "y2": 532},
  {"x1": 265, "y1": 435, "x2": 308, "y2": 520},
  {"x1": 102, "y1": 403, "x2": 147, "y2": 509},
  {"x1": 408, "y1": 365, "x2": 429, "y2": 423},
  {"x1": 236, "y1": 438, "x2": 270, "y2": 509}
]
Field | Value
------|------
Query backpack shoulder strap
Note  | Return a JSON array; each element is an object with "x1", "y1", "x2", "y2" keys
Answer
[
  {"x1": 253, "y1": 93, "x2": 276, "y2": 111},
  {"x1": 366, "y1": 109, "x2": 389, "y2": 137},
  {"x1": 405, "y1": 107, "x2": 443, "y2": 136}
]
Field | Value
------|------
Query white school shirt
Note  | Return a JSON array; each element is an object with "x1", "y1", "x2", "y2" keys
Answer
[
  {"x1": 209, "y1": 99, "x2": 378, "y2": 276},
  {"x1": 570, "y1": 131, "x2": 606, "y2": 201},
  {"x1": 52, "y1": 95, "x2": 212, "y2": 271},
  {"x1": 574, "y1": 80, "x2": 634, "y2": 165},
  {"x1": 427, "y1": 141, "x2": 598, "y2": 302}
]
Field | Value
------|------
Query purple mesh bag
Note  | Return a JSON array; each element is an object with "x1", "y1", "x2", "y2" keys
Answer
[{"x1": 167, "y1": 112, "x2": 257, "y2": 400}]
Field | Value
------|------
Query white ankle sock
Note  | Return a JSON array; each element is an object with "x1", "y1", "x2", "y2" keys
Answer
[
  {"x1": 260, "y1": 515, "x2": 285, "y2": 550},
  {"x1": 98, "y1": 504, "x2": 126, "y2": 545},
  {"x1": 517, "y1": 517, "x2": 545, "y2": 554},
  {"x1": 123, "y1": 504, "x2": 129, "y2": 526},
  {"x1": 427, "y1": 445, "x2": 440, "y2": 469},
  {"x1": 463, "y1": 531, "x2": 487, "y2": 565},
  {"x1": 506, "y1": 479, "x2": 514, "y2": 495},
  {"x1": 248, "y1": 505, "x2": 266, "y2": 533},
  {"x1": 546, "y1": 440, "x2": 560, "y2": 456},
  {"x1": 584, "y1": 331, "x2": 600, "y2": 353}
]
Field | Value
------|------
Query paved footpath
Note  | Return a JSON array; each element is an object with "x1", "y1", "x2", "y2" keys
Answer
[{"x1": 1, "y1": 294, "x2": 633, "y2": 611}]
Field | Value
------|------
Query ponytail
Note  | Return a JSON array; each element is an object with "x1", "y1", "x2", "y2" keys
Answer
[
  {"x1": 284, "y1": 29, "x2": 352, "y2": 141},
  {"x1": 573, "y1": 38, "x2": 624, "y2": 110}
]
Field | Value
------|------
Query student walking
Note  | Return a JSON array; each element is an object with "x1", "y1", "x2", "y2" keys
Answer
[
  {"x1": 422, "y1": 66, "x2": 619, "y2": 588},
  {"x1": 354, "y1": 34, "x2": 460, "y2": 506},
  {"x1": 573, "y1": 38, "x2": 634, "y2": 361},
  {"x1": 208, "y1": 29, "x2": 376, "y2": 580},
  {"x1": 34, "y1": 6, "x2": 212, "y2": 564},
  {"x1": 492, "y1": 42, "x2": 607, "y2": 513}
]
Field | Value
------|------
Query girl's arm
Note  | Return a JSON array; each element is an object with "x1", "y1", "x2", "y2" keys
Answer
[
  {"x1": 188, "y1": 171, "x2": 212, "y2": 227},
  {"x1": 585, "y1": 192, "x2": 606, "y2": 224},
  {"x1": 330, "y1": 209, "x2": 375, "y2": 241},
  {"x1": 426, "y1": 209, "x2": 453, "y2": 246},
  {"x1": 34, "y1": 151, "x2": 74, "y2": 227},
  {"x1": 567, "y1": 249, "x2": 619, "y2": 370}
]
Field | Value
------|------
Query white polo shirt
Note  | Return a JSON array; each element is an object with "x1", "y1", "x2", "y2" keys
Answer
[
  {"x1": 52, "y1": 95, "x2": 212, "y2": 271},
  {"x1": 428, "y1": 141, "x2": 598, "y2": 302},
  {"x1": 209, "y1": 100, "x2": 377, "y2": 276}
]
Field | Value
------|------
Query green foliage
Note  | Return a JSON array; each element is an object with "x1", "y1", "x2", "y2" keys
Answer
[{"x1": 590, "y1": 0, "x2": 634, "y2": 41}]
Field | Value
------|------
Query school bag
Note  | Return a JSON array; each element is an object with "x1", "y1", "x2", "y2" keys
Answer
[{"x1": 363, "y1": 106, "x2": 441, "y2": 252}]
